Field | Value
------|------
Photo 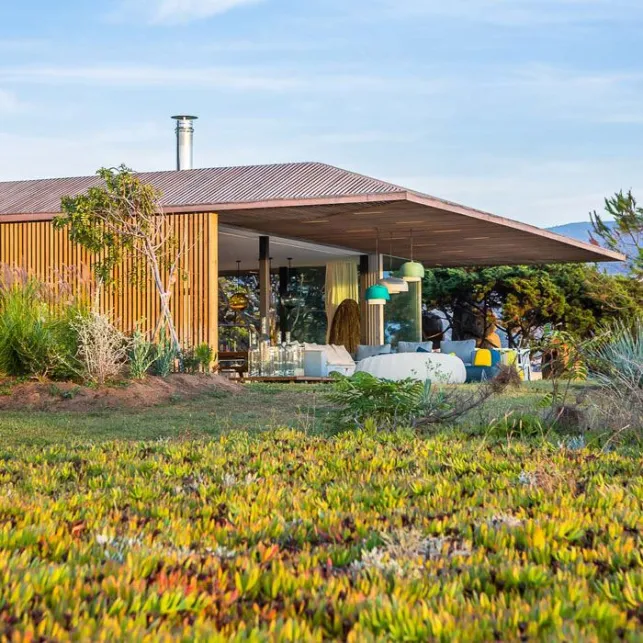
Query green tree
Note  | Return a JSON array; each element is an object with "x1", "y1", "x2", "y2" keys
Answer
[
  {"x1": 591, "y1": 190, "x2": 643, "y2": 278},
  {"x1": 423, "y1": 264, "x2": 643, "y2": 347},
  {"x1": 54, "y1": 166, "x2": 185, "y2": 353}
]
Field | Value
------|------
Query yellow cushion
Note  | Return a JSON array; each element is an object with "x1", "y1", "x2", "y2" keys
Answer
[
  {"x1": 473, "y1": 349, "x2": 492, "y2": 367},
  {"x1": 505, "y1": 350, "x2": 518, "y2": 366}
]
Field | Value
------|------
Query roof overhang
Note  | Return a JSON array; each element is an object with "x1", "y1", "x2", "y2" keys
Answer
[
  {"x1": 176, "y1": 191, "x2": 626, "y2": 267},
  {"x1": 1, "y1": 191, "x2": 625, "y2": 267}
]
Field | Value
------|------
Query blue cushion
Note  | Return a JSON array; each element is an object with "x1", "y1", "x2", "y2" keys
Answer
[
  {"x1": 490, "y1": 349, "x2": 501, "y2": 366},
  {"x1": 356, "y1": 344, "x2": 392, "y2": 361},
  {"x1": 440, "y1": 339, "x2": 476, "y2": 364},
  {"x1": 416, "y1": 346, "x2": 431, "y2": 353}
]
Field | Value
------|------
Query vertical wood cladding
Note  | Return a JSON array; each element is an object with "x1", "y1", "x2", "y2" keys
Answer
[{"x1": 0, "y1": 214, "x2": 219, "y2": 349}]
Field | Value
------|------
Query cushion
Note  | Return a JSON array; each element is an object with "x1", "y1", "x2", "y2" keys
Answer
[
  {"x1": 416, "y1": 346, "x2": 430, "y2": 353},
  {"x1": 356, "y1": 344, "x2": 392, "y2": 361},
  {"x1": 473, "y1": 349, "x2": 492, "y2": 367},
  {"x1": 440, "y1": 339, "x2": 476, "y2": 364},
  {"x1": 398, "y1": 341, "x2": 434, "y2": 353},
  {"x1": 327, "y1": 345, "x2": 355, "y2": 366}
]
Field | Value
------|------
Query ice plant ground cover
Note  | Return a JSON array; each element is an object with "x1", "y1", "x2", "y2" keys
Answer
[{"x1": 0, "y1": 429, "x2": 641, "y2": 641}]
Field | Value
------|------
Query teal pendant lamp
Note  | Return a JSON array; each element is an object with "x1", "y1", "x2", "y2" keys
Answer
[
  {"x1": 400, "y1": 229, "x2": 425, "y2": 283},
  {"x1": 365, "y1": 284, "x2": 391, "y2": 305},
  {"x1": 364, "y1": 230, "x2": 391, "y2": 306},
  {"x1": 379, "y1": 232, "x2": 409, "y2": 294}
]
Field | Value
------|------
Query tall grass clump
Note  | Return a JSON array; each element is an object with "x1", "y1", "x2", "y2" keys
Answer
[{"x1": 0, "y1": 267, "x2": 87, "y2": 380}]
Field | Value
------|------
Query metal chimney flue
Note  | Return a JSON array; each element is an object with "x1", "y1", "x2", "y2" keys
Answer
[{"x1": 171, "y1": 115, "x2": 198, "y2": 171}]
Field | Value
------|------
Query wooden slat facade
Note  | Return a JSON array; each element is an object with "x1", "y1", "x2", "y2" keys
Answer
[{"x1": 0, "y1": 214, "x2": 219, "y2": 350}]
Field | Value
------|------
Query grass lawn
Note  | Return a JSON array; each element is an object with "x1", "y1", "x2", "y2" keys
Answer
[
  {"x1": 0, "y1": 381, "x2": 573, "y2": 448},
  {"x1": 0, "y1": 382, "x2": 641, "y2": 640}
]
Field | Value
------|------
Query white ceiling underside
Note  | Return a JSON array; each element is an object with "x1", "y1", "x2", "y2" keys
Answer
[{"x1": 218, "y1": 225, "x2": 360, "y2": 272}]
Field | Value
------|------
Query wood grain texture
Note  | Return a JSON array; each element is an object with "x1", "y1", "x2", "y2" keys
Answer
[{"x1": 0, "y1": 214, "x2": 218, "y2": 348}]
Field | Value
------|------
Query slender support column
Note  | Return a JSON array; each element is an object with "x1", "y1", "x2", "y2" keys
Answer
[
  {"x1": 259, "y1": 236, "x2": 271, "y2": 339},
  {"x1": 411, "y1": 280, "x2": 423, "y2": 342},
  {"x1": 206, "y1": 213, "x2": 219, "y2": 361},
  {"x1": 359, "y1": 253, "x2": 384, "y2": 345},
  {"x1": 278, "y1": 265, "x2": 288, "y2": 343}
]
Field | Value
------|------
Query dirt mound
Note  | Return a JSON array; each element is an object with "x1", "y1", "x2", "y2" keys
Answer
[{"x1": 0, "y1": 374, "x2": 241, "y2": 412}]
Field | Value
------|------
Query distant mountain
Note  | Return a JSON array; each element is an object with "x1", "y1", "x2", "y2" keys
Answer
[
  {"x1": 547, "y1": 220, "x2": 630, "y2": 274},
  {"x1": 547, "y1": 221, "x2": 608, "y2": 242}
]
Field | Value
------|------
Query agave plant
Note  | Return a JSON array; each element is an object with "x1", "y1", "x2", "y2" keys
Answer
[{"x1": 587, "y1": 317, "x2": 643, "y2": 390}]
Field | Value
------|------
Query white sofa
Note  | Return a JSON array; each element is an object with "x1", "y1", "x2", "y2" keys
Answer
[{"x1": 356, "y1": 352, "x2": 466, "y2": 384}]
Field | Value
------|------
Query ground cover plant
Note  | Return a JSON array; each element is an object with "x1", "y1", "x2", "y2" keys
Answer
[{"x1": 0, "y1": 427, "x2": 641, "y2": 641}]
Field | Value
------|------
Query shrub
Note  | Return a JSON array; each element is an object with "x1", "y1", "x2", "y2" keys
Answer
[
  {"x1": 329, "y1": 373, "x2": 498, "y2": 429},
  {"x1": 195, "y1": 343, "x2": 214, "y2": 372},
  {"x1": 327, "y1": 372, "x2": 425, "y2": 428},
  {"x1": 73, "y1": 311, "x2": 129, "y2": 384},
  {"x1": 181, "y1": 346, "x2": 200, "y2": 374},
  {"x1": 0, "y1": 279, "x2": 83, "y2": 380},
  {"x1": 182, "y1": 343, "x2": 215, "y2": 374}
]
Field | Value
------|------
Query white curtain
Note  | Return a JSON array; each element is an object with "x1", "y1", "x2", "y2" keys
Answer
[{"x1": 325, "y1": 260, "x2": 359, "y2": 340}]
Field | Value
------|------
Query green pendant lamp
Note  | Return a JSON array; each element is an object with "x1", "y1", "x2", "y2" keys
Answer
[
  {"x1": 400, "y1": 229, "x2": 425, "y2": 283},
  {"x1": 379, "y1": 232, "x2": 409, "y2": 294}
]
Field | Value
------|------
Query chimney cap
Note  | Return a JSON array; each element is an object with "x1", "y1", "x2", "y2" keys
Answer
[{"x1": 172, "y1": 114, "x2": 198, "y2": 120}]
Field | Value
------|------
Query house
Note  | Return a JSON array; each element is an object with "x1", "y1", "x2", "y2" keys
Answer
[{"x1": 0, "y1": 122, "x2": 624, "y2": 353}]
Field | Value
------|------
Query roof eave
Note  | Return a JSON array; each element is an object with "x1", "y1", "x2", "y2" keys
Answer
[{"x1": 405, "y1": 192, "x2": 627, "y2": 263}]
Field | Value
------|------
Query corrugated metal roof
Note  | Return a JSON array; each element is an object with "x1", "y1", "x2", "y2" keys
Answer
[{"x1": 0, "y1": 162, "x2": 406, "y2": 216}]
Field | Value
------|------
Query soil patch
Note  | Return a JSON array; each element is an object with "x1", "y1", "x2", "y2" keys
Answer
[{"x1": 0, "y1": 374, "x2": 241, "y2": 412}]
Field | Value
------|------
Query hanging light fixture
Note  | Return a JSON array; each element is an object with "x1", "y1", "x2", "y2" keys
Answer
[
  {"x1": 281, "y1": 258, "x2": 304, "y2": 309},
  {"x1": 229, "y1": 260, "x2": 250, "y2": 311},
  {"x1": 363, "y1": 232, "x2": 391, "y2": 306},
  {"x1": 400, "y1": 229, "x2": 425, "y2": 283},
  {"x1": 379, "y1": 231, "x2": 408, "y2": 294},
  {"x1": 365, "y1": 283, "x2": 391, "y2": 306}
]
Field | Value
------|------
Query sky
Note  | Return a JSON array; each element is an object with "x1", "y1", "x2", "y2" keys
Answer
[{"x1": 0, "y1": 0, "x2": 642, "y2": 227}]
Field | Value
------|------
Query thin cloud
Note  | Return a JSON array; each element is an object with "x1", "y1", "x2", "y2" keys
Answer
[
  {"x1": 0, "y1": 64, "x2": 445, "y2": 94},
  {"x1": 368, "y1": 0, "x2": 643, "y2": 25},
  {"x1": 117, "y1": 0, "x2": 264, "y2": 24}
]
